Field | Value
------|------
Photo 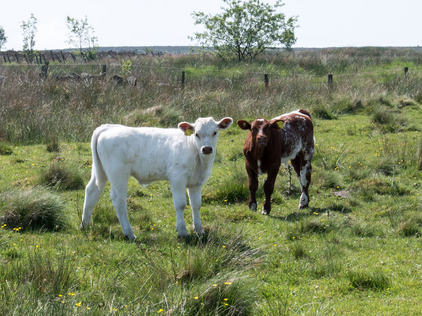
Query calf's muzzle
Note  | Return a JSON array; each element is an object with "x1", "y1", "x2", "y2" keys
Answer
[{"x1": 202, "y1": 146, "x2": 213, "y2": 155}]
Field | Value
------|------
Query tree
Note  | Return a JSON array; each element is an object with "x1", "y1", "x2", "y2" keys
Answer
[
  {"x1": 66, "y1": 16, "x2": 98, "y2": 59},
  {"x1": 0, "y1": 26, "x2": 7, "y2": 51},
  {"x1": 190, "y1": 0, "x2": 298, "y2": 61},
  {"x1": 21, "y1": 14, "x2": 37, "y2": 55}
]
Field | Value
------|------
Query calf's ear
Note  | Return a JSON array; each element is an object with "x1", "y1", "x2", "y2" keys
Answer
[
  {"x1": 217, "y1": 117, "x2": 233, "y2": 130},
  {"x1": 269, "y1": 118, "x2": 284, "y2": 130},
  {"x1": 178, "y1": 122, "x2": 195, "y2": 136},
  {"x1": 237, "y1": 120, "x2": 251, "y2": 131}
]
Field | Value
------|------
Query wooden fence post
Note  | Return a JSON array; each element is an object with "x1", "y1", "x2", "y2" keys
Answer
[
  {"x1": 50, "y1": 50, "x2": 55, "y2": 62},
  {"x1": 181, "y1": 71, "x2": 185, "y2": 90},
  {"x1": 102, "y1": 64, "x2": 106, "y2": 75},
  {"x1": 40, "y1": 61, "x2": 49, "y2": 79},
  {"x1": 6, "y1": 52, "x2": 11, "y2": 63},
  {"x1": 61, "y1": 51, "x2": 66, "y2": 62},
  {"x1": 264, "y1": 74, "x2": 269, "y2": 88},
  {"x1": 2, "y1": 52, "x2": 6, "y2": 63},
  {"x1": 404, "y1": 67, "x2": 409, "y2": 79},
  {"x1": 14, "y1": 52, "x2": 20, "y2": 63},
  {"x1": 328, "y1": 73, "x2": 333, "y2": 85}
]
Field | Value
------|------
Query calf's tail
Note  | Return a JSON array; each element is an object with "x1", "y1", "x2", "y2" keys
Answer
[{"x1": 90, "y1": 125, "x2": 108, "y2": 186}]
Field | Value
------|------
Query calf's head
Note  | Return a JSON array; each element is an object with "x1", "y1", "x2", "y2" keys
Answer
[
  {"x1": 237, "y1": 118, "x2": 284, "y2": 148},
  {"x1": 179, "y1": 117, "x2": 233, "y2": 156}
]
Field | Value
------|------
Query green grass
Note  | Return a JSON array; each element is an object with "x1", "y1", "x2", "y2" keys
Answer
[{"x1": 1, "y1": 48, "x2": 422, "y2": 314}]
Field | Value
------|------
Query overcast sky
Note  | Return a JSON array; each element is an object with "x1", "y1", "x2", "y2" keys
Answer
[{"x1": 1, "y1": 0, "x2": 421, "y2": 51}]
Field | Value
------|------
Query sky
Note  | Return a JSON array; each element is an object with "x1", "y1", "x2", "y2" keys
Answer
[{"x1": 0, "y1": 0, "x2": 421, "y2": 51}]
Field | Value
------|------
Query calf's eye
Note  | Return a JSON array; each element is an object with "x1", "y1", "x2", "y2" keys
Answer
[
  {"x1": 195, "y1": 133, "x2": 200, "y2": 139},
  {"x1": 213, "y1": 131, "x2": 217, "y2": 136}
]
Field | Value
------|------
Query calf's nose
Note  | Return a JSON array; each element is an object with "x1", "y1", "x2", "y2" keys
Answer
[
  {"x1": 202, "y1": 146, "x2": 213, "y2": 155},
  {"x1": 257, "y1": 135, "x2": 267, "y2": 143}
]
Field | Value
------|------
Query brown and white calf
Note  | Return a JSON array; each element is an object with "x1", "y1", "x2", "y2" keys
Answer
[{"x1": 237, "y1": 109, "x2": 314, "y2": 215}]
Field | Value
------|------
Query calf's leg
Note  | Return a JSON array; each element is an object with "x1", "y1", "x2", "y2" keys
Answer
[
  {"x1": 291, "y1": 157, "x2": 312, "y2": 209},
  {"x1": 82, "y1": 175, "x2": 107, "y2": 227},
  {"x1": 171, "y1": 181, "x2": 188, "y2": 237},
  {"x1": 262, "y1": 171, "x2": 278, "y2": 215},
  {"x1": 188, "y1": 188, "x2": 204, "y2": 234},
  {"x1": 109, "y1": 179, "x2": 135, "y2": 241},
  {"x1": 246, "y1": 167, "x2": 259, "y2": 211}
]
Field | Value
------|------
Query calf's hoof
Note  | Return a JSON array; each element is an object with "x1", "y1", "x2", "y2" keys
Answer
[
  {"x1": 125, "y1": 234, "x2": 137, "y2": 242},
  {"x1": 249, "y1": 203, "x2": 257, "y2": 212},
  {"x1": 261, "y1": 207, "x2": 270, "y2": 215},
  {"x1": 177, "y1": 229, "x2": 188, "y2": 238}
]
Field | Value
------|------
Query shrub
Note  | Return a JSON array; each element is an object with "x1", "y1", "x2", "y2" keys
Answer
[{"x1": 0, "y1": 187, "x2": 67, "y2": 231}]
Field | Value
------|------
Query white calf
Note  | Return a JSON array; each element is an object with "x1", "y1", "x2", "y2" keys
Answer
[{"x1": 81, "y1": 117, "x2": 233, "y2": 240}]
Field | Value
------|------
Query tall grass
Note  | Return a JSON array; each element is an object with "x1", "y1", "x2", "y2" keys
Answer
[{"x1": 1, "y1": 48, "x2": 421, "y2": 144}]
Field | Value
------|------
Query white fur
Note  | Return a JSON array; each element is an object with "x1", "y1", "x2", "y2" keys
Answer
[
  {"x1": 257, "y1": 160, "x2": 262, "y2": 175},
  {"x1": 82, "y1": 117, "x2": 233, "y2": 240}
]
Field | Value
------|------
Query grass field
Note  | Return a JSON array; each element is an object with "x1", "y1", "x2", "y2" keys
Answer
[{"x1": 1, "y1": 48, "x2": 422, "y2": 315}]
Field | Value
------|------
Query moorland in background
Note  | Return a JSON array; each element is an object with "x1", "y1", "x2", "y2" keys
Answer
[{"x1": 0, "y1": 47, "x2": 422, "y2": 315}]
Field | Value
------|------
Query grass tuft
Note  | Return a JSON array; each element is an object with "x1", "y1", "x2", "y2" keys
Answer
[
  {"x1": 46, "y1": 136, "x2": 60, "y2": 153},
  {"x1": 0, "y1": 187, "x2": 67, "y2": 231},
  {"x1": 38, "y1": 163, "x2": 85, "y2": 191},
  {"x1": 347, "y1": 270, "x2": 390, "y2": 291},
  {"x1": 0, "y1": 142, "x2": 13, "y2": 155}
]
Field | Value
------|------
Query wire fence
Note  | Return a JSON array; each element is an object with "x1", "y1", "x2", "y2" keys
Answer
[{"x1": 1, "y1": 58, "x2": 420, "y2": 90}]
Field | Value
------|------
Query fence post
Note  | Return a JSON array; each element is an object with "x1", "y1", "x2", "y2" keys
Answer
[
  {"x1": 102, "y1": 64, "x2": 106, "y2": 75},
  {"x1": 181, "y1": 71, "x2": 185, "y2": 90},
  {"x1": 40, "y1": 61, "x2": 49, "y2": 79},
  {"x1": 6, "y1": 52, "x2": 11, "y2": 63},
  {"x1": 61, "y1": 51, "x2": 66, "y2": 62},
  {"x1": 328, "y1": 73, "x2": 333, "y2": 85},
  {"x1": 50, "y1": 50, "x2": 55, "y2": 62},
  {"x1": 2, "y1": 52, "x2": 6, "y2": 63},
  {"x1": 264, "y1": 74, "x2": 269, "y2": 88},
  {"x1": 404, "y1": 67, "x2": 409, "y2": 79},
  {"x1": 14, "y1": 52, "x2": 20, "y2": 63}
]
